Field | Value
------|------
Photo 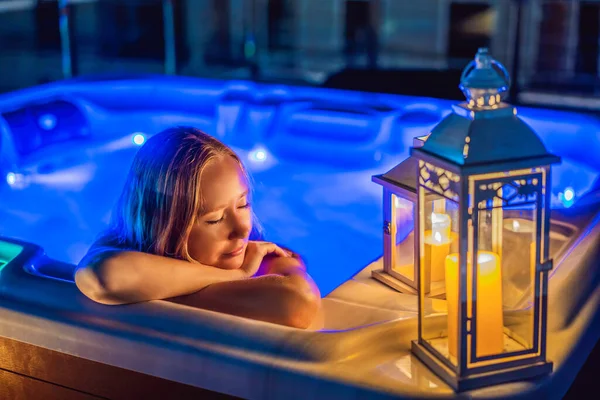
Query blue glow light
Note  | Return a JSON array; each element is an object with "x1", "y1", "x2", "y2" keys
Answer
[
  {"x1": 2, "y1": 76, "x2": 600, "y2": 297},
  {"x1": 38, "y1": 113, "x2": 57, "y2": 131},
  {"x1": 249, "y1": 147, "x2": 267, "y2": 162},
  {"x1": 560, "y1": 187, "x2": 576, "y2": 208},
  {"x1": 6, "y1": 172, "x2": 16, "y2": 186},
  {"x1": 564, "y1": 187, "x2": 575, "y2": 202},
  {"x1": 132, "y1": 133, "x2": 146, "y2": 146}
]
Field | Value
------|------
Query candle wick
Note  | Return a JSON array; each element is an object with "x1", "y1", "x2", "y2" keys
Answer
[{"x1": 513, "y1": 220, "x2": 520, "y2": 232}]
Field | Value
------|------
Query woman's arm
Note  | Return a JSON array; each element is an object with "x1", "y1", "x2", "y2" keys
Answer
[
  {"x1": 75, "y1": 250, "x2": 249, "y2": 305},
  {"x1": 75, "y1": 240, "x2": 291, "y2": 305},
  {"x1": 167, "y1": 273, "x2": 321, "y2": 329},
  {"x1": 75, "y1": 240, "x2": 320, "y2": 328}
]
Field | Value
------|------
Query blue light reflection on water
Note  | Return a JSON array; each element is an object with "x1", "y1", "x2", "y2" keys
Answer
[{"x1": 0, "y1": 78, "x2": 599, "y2": 296}]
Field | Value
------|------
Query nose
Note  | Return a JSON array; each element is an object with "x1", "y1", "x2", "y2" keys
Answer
[{"x1": 228, "y1": 212, "x2": 251, "y2": 240}]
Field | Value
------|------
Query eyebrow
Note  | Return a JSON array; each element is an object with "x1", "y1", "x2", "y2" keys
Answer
[{"x1": 201, "y1": 190, "x2": 249, "y2": 215}]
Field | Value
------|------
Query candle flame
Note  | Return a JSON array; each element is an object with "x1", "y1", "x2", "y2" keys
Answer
[
  {"x1": 512, "y1": 220, "x2": 520, "y2": 232},
  {"x1": 431, "y1": 212, "x2": 451, "y2": 227},
  {"x1": 478, "y1": 253, "x2": 495, "y2": 263}
]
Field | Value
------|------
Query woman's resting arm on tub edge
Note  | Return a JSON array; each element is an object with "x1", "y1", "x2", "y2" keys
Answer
[
  {"x1": 169, "y1": 250, "x2": 320, "y2": 328},
  {"x1": 75, "y1": 240, "x2": 321, "y2": 329},
  {"x1": 168, "y1": 271, "x2": 320, "y2": 329}
]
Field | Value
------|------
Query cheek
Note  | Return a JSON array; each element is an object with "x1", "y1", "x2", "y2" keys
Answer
[{"x1": 187, "y1": 226, "x2": 227, "y2": 261}]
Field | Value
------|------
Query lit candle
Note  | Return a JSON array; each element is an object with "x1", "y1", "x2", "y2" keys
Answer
[
  {"x1": 432, "y1": 212, "x2": 451, "y2": 238},
  {"x1": 424, "y1": 213, "x2": 453, "y2": 282},
  {"x1": 503, "y1": 218, "x2": 533, "y2": 233},
  {"x1": 445, "y1": 251, "x2": 504, "y2": 359},
  {"x1": 503, "y1": 218, "x2": 537, "y2": 295}
]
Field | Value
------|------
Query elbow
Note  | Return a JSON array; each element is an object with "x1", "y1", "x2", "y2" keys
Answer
[
  {"x1": 281, "y1": 279, "x2": 321, "y2": 329},
  {"x1": 74, "y1": 260, "x2": 125, "y2": 305},
  {"x1": 74, "y1": 266, "x2": 109, "y2": 304}
]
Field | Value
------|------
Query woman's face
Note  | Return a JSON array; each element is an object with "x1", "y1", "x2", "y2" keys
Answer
[{"x1": 187, "y1": 155, "x2": 253, "y2": 269}]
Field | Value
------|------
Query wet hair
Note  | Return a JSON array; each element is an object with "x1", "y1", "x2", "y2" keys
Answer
[{"x1": 109, "y1": 126, "x2": 260, "y2": 261}]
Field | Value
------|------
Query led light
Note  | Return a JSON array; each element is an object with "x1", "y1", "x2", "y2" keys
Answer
[
  {"x1": 38, "y1": 114, "x2": 57, "y2": 131},
  {"x1": 5, "y1": 172, "x2": 27, "y2": 189},
  {"x1": 249, "y1": 147, "x2": 267, "y2": 162},
  {"x1": 559, "y1": 187, "x2": 576, "y2": 208},
  {"x1": 563, "y1": 187, "x2": 574, "y2": 202},
  {"x1": 6, "y1": 172, "x2": 16, "y2": 186},
  {"x1": 132, "y1": 133, "x2": 146, "y2": 146}
]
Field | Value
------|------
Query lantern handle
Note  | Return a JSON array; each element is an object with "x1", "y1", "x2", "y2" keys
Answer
[{"x1": 460, "y1": 59, "x2": 511, "y2": 90}]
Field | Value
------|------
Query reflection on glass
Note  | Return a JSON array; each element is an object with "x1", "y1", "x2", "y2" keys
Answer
[
  {"x1": 500, "y1": 209, "x2": 537, "y2": 355},
  {"x1": 420, "y1": 186, "x2": 459, "y2": 365},
  {"x1": 393, "y1": 194, "x2": 414, "y2": 281},
  {"x1": 424, "y1": 211, "x2": 452, "y2": 282}
]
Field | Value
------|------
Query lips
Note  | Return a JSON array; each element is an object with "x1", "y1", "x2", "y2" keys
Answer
[{"x1": 224, "y1": 245, "x2": 245, "y2": 257}]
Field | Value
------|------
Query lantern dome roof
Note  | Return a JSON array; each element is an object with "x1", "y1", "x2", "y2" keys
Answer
[
  {"x1": 459, "y1": 48, "x2": 509, "y2": 108},
  {"x1": 412, "y1": 50, "x2": 560, "y2": 173}
]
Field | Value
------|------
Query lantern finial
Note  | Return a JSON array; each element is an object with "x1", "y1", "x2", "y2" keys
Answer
[{"x1": 459, "y1": 48, "x2": 510, "y2": 109}]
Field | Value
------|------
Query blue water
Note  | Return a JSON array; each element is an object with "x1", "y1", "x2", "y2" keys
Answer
[{"x1": 1, "y1": 76, "x2": 599, "y2": 295}]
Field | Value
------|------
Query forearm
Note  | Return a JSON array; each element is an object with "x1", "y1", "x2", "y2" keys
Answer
[
  {"x1": 75, "y1": 251, "x2": 245, "y2": 305},
  {"x1": 258, "y1": 255, "x2": 320, "y2": 301},
  {"x1": 168, "y1": 274, "x2": 320, "y2": 328}
]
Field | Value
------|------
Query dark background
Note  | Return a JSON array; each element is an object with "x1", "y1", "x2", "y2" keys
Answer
[{"x1": 1, "y1": 0, "x2": 600, "y2": 110}]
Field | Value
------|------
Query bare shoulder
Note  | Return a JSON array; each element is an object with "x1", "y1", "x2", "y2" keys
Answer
[{"x1": 77, "y1": 231, "x2": 132, "y2": 270}]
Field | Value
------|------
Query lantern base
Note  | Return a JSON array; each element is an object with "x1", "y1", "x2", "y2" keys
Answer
[
  {"x1": 371, "y1": 269, "x2": 417, "y2": 295},
  {"x1": 411, "y1": 341, "x2": 553, "y2": 392}
]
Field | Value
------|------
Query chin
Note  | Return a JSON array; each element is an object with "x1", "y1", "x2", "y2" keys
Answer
[{"x1": 217, "y1": 258, "x2": 244, "y2": 270}]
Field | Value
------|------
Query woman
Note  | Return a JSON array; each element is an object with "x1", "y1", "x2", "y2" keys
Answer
[{"x1": 75, "y1": 127, "x2": 321, "y2": 329}]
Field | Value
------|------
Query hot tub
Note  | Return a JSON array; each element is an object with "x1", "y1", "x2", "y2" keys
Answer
[{"x1": 0, "y1": 76, "x2": 599, "y2": 399}]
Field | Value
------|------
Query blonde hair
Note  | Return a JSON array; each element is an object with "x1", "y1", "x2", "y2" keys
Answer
[{"x1": 109, "y1": 126, "x2": 259, "y2": 261}]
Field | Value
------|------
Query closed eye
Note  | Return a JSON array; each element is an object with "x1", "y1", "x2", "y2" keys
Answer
[
  {"x1": 206, "y1": 204, "x2": 250, "y2": 225},
  {"x1": 206, "y1": 216, "x2": 224, "y2": 225}
]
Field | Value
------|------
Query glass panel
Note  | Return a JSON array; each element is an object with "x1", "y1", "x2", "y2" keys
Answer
[
  {"x1": 181, "y1": 0, "x2": 259, "y2": 80},
  {"x1": 392, "y1": 194, "x2": 414, "y2": 282},
  {"x1": 501, "y1": 205, "x2": 536, "y2": 355},
  {"x1": 469, "y1": 174, "x2": 541, "y2": 364},
  {"x1": 419, "y1": 185, "x2": 460, "y2": 367},
  {"x1": 0, "y1": 1, "x2": 63, "y2": 92},
  {"x1": 72, "y1": 0, "x2": 167, "y2": 76}
]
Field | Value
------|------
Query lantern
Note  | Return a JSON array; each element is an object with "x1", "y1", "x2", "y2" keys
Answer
[
  {"x1": 410, "y1": 48, "x2": 558, "y2": 391},
  {"x1": 372, "y1": 135, "x2": 452, "y2": 296}
]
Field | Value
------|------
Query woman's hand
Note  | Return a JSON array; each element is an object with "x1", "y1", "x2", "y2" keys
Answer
[
  {"x1": 240, "y1": 241, "x2": 290, "y2": 278},
  {"x1": 259, "y1": 254, "x2": 306, "y2": 276}
]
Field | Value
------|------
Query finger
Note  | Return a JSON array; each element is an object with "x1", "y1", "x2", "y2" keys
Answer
[
  {"x1": 262, "y1": 243, "x2": 290, "y2": 257},
  {"x1": 244, "y1": 259, "x2": 262, "y2": 276}
]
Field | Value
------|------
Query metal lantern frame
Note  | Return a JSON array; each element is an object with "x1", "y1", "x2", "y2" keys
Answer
[
  {"x1": 411, "y1": 48, "x2": 560, "y2": 391},
  {"x1": 372, "y1": 136, "x2": 433, "y2": 295},
  {"x1": 410, "y1": 108, "x2": 559, "y2": 391}
]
